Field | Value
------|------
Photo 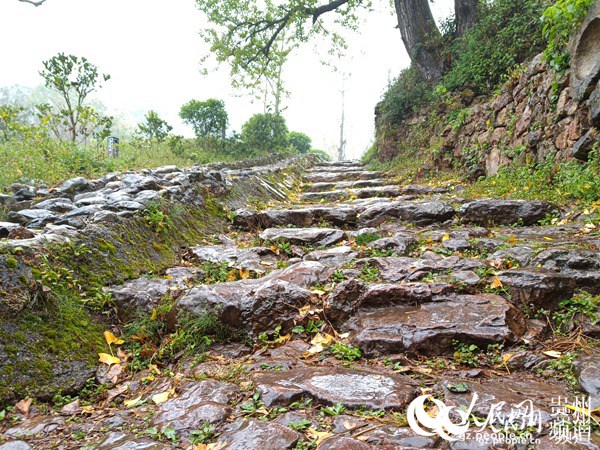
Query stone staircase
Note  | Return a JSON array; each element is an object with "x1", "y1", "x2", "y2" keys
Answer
[{"x1": 1, "y1": 159, "x2": 599, "y2": 449}]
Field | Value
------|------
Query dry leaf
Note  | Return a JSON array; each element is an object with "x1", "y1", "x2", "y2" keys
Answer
[
  {"x1": 206, "y1": 442, "x2": 228, "y2": 450},
  {"x1": 104, "y1": 331, "x2": 124, "y2": 346},
  {"x1": 442, "y1": 233, "x2": 450, "y2": 242},
  {"x1": 106, "y1": 364, "x2": 123, "y2": 384},
  {"x1": 489, "y1": 277, "x2": 503, "y2": 289},
  {"x1": 306, "y1": 428, "x2": 333, "y2": 444},
  {"x1": 226, "y1": 270, "x2": 237, "y2": 282},
  {"x1": 152, "y1": 391, "x2": 170, "y2": 404},
  {"x1": 124, "y1": 395, "x2": 142, "y2": 408},
  {"x1": 15, "y1": 398, "x2": 32, "y2": 415},
  {"x1": 98, "y1": 353, "x2": 121, "y2": 366},
  {"x1": 500, "y1": 353, "x2": 515, "y2": 364},
  {"x1": 141, "y1": 374, "x2": 155, "y2": 383},
  {"x1": 542, "y1": 350, "x2": 562, "y2": 359},
  {"x1": 239, "y1": 269, "x2": 250, "y2": 279},
  {"x1": 309, "y1": 288, "x2": 326, "y2": 296},
  {"x1": 105, "y1": 383, "x2": 129, "y2": 404},
  {"x1": 543, "y1": 236, "x2": 553, "y2": 241},
  {"x1": 507, "y1": 235, "x2": 517, "y2": 244}
]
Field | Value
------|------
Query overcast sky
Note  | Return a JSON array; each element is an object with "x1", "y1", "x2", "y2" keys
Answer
[{"x1": 0, "y1": 0, "x2": 453, "y2": 159}]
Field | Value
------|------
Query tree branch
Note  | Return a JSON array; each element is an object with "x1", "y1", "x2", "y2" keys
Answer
[
  {"x1": 309, "y1": 0, "x2": 352, "y2": 24},
  {"x1": 17, "y1": 0, "x2": 47, "y2": 6}
]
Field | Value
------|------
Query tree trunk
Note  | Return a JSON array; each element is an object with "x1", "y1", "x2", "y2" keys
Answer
[
  {"x1": 455, "y1": 0, "x2": 479, "y2": 38},
  {"x1": 394, "y1": 0, "x2": 445, "y2": 83}
]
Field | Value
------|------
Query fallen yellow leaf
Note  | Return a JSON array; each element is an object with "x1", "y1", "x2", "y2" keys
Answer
[
  {"x1": 124, "y1": 395, "x2": 142, "y2": 408},
  {"x1": 489, "y1": 277, "x2": 503, "y2": 289},
  {"x1": 507, "y1": 235, "x2": 517, "y2": 244},
  {"x1": 542, "y1": 350, "x2": 562, "y2": 359},
  {"x1": 306, "y1": 428, "x2": 333, "y2": 445},
  {"x1": 152, "y1": 391, "x2": 170, "y2": 404},
  {"x1": 98, "y1": 353, "x2": 121, "y2": 366},
  {"x1": 442, "y1": 233, "x2": 450, "y2": 242},
  {"x1": 104, "y1": 331, "x2": 124, "y2": 346}
]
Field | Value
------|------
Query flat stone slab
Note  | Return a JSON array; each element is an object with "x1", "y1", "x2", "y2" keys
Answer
[
  {"x1": 95, "y1": 432, "x2": 166, "y2": 449},
  {"x1": 357, "y1": 200, "x2": 455, "y2": 227},
  {"x1": 189, "y1": 245, "x2": 279, "y2": 271},
  {"x1": 252, "y1": 366, "x2": 416, "y2": 410},
  {"x1": 303, "y1": 171, "x2": 384, "y2": 183},
  {"x1": 260, "y1": 227, "x2": 346, "y2": 247},
  {"x1": 233, "y1": 205, "x2": 358, "y2": 230},
  {"x1": 217, "y1": 419, "x2": 302, "y2": 449},
  {"x1": 575, "y1": 352, "x2": 600, "y2": 409},
  {"x1": 348, "y1": 294, "x2": 526, "y2": 356},
  {"x1": 300, "y1": 185, "x2": 403, "y2": 202},
  {"x1": 304, "y1": 245, "x2": 358, "y2": 266},
  {"x1": 459, "y1": 199, "x2": 558, "y2": 226},
  {"x1": 439, "y1": 376, "x2": 567, "y2": 426},
  {"x1": 152, "y1": 380, "x2": 238, "y2": 432},
  {"x1": 177, "y1": 261, "x2": 332, "y2": 335},
  {"x1": 306, "y1": 179, "x2": 389, "y2": 192}
]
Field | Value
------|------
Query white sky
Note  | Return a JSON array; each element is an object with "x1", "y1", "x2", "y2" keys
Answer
[{"x1": 0, "y1": 0, "x2": 453, "y2": 159}]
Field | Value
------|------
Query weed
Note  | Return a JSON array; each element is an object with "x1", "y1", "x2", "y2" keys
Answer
[
  {"x1": 355, "y1": 232, "x2": 381, "y2": 246},
  {"x1": 143, "y1": 201, "x2": 173, "y2": 234},
  {"x1": 289, "y1": 419, "x2": 312, "y2": 431},
  {"x1": 329, "y1": 342, "x2": 362, "y2": 362},
  {"x1": 553, "y1": 291, "x2": 599, "y2": 333},
  {"x1": 292, "y1": 320, "x2": 324, "y2": 335},
  {"x1": 189, "y1": 422, "x2": 219, "y2": 445},
  {"x1": 359, "y1": 263, "x2": 379, "y2": 283},
  {"x1": 321, "y1": 402, "x2": 346, "y2": 416}
]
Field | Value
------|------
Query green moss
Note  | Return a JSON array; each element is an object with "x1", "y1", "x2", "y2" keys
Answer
[
  {"x1": 5, "y1": 258, "x2": 18, "y2": 269},
  {"x1": 96, "y1": 238, "x2": 116, "y2": 255}
]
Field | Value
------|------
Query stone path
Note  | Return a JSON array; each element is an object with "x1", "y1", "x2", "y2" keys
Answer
[{"x1": 1, "y1": 159, "x2": 599, "y2": 449}]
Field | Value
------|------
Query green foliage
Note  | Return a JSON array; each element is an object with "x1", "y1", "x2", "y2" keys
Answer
[
  {"x1": 201, "y1": 261, "x2": 233, "y2": 284},
  {"x1": 377, "y1": 67, "x2": 434, "y2": 124},
  {"x1": 179, "y1": 98, "x2": 228, "y2": 140},
  {"x1": 39, "y1": 53, "x2": 112, "y2": 142},
  {"x1": 241, "y1": 113, "x2": 289, "y2": 154},
  {"x1": 289, "y1": 419, "x2": 312, "y2": 431},
  {"x1": 287, "y1": 131, "x2": 312, "y2": 154},
  {"x1": 553, "y1": 290, "x2": 599, "y2": 332},
  {"x1": 136, "y1": 110, "x2": 173, "y2": 142},
  {"x1": 142, "y1": 201, "x2": 174, "y2": 234},
  {"x1": 453, "y1": 341, "x2": 480, "y2": 367},
  {"x1": 545, "y1": 351, "x2": 579, "y2": 388},
  {"x1": 321, "y1": 402, "x2": 346, "y2": 416},
  {"x1": 190, "y1": 422, "x2": 219, "y2": 444},
  {"x1": 292, "y1": 320, "x2": 324, "y2": 334},
  {"x1": 329, "y1": 341, "x2": 362, "y2": 362},
  {"x1": 463, "y1": 149, "x2": 600, "y2": 206},
  {"x1": 355, "y1": 232, "x2": 381, "y2": 246},
  {"x1": 542, "y1": 0, "x2": 594, "y2": 73},
  {"x1": 359, "y1": 263, "x2": 379, "y2": 282},
  {"x1": 442, "y1": 0, "x2": 548, "y2": 93}
]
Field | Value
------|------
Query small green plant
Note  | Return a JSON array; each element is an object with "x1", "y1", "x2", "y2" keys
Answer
[
  {"x1": 292, "y1": 320, "x2": 324, "y2": 334},
  {"x1": 329, "y1": 341, "x2": 362, "y2": 362},
  {"x1": 355, "y1": 232, "x2": 381, "y2": 246},
  {"x1": 453, "y1": 341, "x2": 480, "y2": 367},
  {"x1": 162, "y1": 426, "x2": 178, "y2": 443},
  {"x1": 553, "y1": 291, "x2": 599, "y2": 333},
  {"x1": 190, "y1": 422, "x2": 219, "y2": 445},
  {"x1": 289, "y1": 398, "x2": 313, "y2": 410},
  {"x1": 143, "y1": 201, "x2": 174, "y2": 234},
  {"x1": 359, "y1": 263, "x2": 379, "y2": 282},
  {"x1": 545, "y1": 351, "x2": 579, "y2": 388},
  {"x1": 294, "y1": 440, "x2": 317, "y2": 450},
  {"x1": 240, "y1": 392, "x2": 266, "y2": 416},
  {"x1": 321, "y1": 402, "x2": 346, "y2": 416},
  {"x1": 331, "y1": 269, "x2": 345, "y2": 284},
  {"x1": 289, "y1": 419, "x2": 312, "y2": 431}
]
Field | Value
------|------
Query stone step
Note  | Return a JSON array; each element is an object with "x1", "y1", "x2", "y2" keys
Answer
[
  {"x1": 345, "y1": 293, "x2": 526, "y2": 357},
  {"x1": 315, "y1": 160, "x2": 363, "y2": 168},
  {"x1": 259, "y1": 227, "x2": 347, "y2": 247},
  {"x1": 304, "y1": 178, "x2": 390, "y2": 192},
  {"x1": 303, "y1": 171, "x2": 384, "y2": 183},
  {"x1": 233, "y1": 205, "x2": 359, "y2": 229},
  {"x1": 300, "y1": 185, "x2": 405, "y2": 202},
  {"x1": 307, "y1": 166, "x2": 367, "y2": 173}
]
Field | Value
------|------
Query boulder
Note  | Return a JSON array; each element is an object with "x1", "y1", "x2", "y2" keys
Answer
[
  {"x1": 259, "y1": 227, "x2": 346, "y2": 247},
  {"x1": 358, "y1": 200, "x2": 455, "y2": 227},
  {"x1": 459, "y1": 199, "x2": 558, "y2": 226},
  {"x1": 216, "y1": 419, "x2": 302, "y2": 450},
  {"x1": 569, "y1": 0, "x2": 600, "y2": 101},
  {"x1": 189, "y1": 245, "x2": 279, "y2": 271},
  {"x1": 574, "y1": 352, "x2": 600, "y2": 409}
]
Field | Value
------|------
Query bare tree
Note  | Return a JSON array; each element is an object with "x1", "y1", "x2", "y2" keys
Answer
[{"x1": 17, "y1": 0, "x2": 47, "y2": 6}]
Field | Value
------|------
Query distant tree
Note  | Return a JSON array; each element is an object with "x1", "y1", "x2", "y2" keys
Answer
[
  {"x1": 287, "y1": 131, "x2": 312, "y2": 154},
  {"x1": 137, "y1": 110, "x2": 173, "y2": 142},
  {"x1": 241, "y1": 113, "x2": 288, "y2": 153},
  {"x1": 179, "y1": 99, "x2": 228, "y2": 140},
  {"x1": 39, "y1": 53, "x2": 112, "y2": 142}
]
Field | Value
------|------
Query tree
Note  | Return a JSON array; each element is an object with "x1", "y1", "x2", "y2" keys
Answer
[
  {"x1": 179, "y1": 99, "x2": 228, "y2": 140},
  {"x1": 288, "y1": 131, "x2": 312, "y2": 153},
  {"x1": 39, "y1": 53, "x2": 112, "y2": 142},
  {"x1": 196, "y1": 0, "x2": 480, "y2": 85},
  {"x1": 241, "y1": 113, "x2": 289, "y2": 153},
  {"x1": 137, "y1": 110, "x2": 173, "y2": 142}
]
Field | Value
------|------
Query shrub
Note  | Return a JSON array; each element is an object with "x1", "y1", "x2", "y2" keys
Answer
[
  {"x1": 241, "y1": 113, "x2": 289, "y2": 154},
  {"x1": 376, "y1": 67, "x2": 434, "y2": 124}
]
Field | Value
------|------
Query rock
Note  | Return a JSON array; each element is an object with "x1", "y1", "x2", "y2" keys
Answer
[
  {"x1": 75, "y1": 195, "x2": 107, "y2": 207},
  {"x1": 134, "y1": 190, "x2": 162, "y2": 204},
  {"x1": 497, "y1": 268, "x2": 575, "y2": 310},
  {"x1": 121, "y1": 174, "x2": 160, "y2": 192},
  {"x1": 152, "y1": 380, "x2": 238, "y2": 433},
  {"x1": 58, "y1": 177, "x2": 90, "y2": 194},
  {"x1": 319, "y1": 437, "x2": 372, "y2": 450},
  {"x1": 4, "y1": 416, "x2": 65, "y2": 438},
  {"x1": 569, "y1": 0, "x2": 600, "y2": 100},
  {"x1": 489, "y1": 246, "x2": 535, "y2": 266},
  {"x1": 443, "y1": 237, "x2": 473, "y2": 252},
  {"x1": 348, "y1": 294, "x2": 526, "y2": 356},
  {"x1": 7, "y1": 209, "x2": 56, "y2": 226},
  {"x1": 189, "y1": 245, "x2": 279, "y2": 271},
  {"x1": 177, "y1": 261, "x2": 331, "y2": 335},
  {"x1": 233, "y1": 206, "x2": 358, "y2": 230},
  {"x1": 574, "y1": 352, "x2": 600, "y2": 409},
  {"x1": 459, "y1": 199, "x2": 558, "y2": 226},
  {"x1": 362, "y1": 426, "x2": 441, "y2": 448},
  {"x1": 357, "y1": 256, "x2": 485, "y2": 282},
  {"x1": 572, "y1": 130, "x2": 595, "y2": 160},
  {"x1": 330, "y1": 415, "x2": 368, "y2": 433},
  {"x1": 0, "y1": 255, "x2": 33, "y2": 315},
  {"x1": 368, "y1": 233, "x2": 417, "y2": 255},
  {"x1": 439, "y1": 376, "x2": 567, "y2": 426},
  {"x1": 300, "y1": 185, "x2": 403, "y2": 202},
  {"x1": 0, "y1": 222, "x2": 24, "y2": 239},
  {"x1": 304, "y1": 246, "x2": 358, "y2": 266},
  {"x1": 304, "y1": 171, "x2": 383, "y2": 183},
  {"x1": 104, "y1": 267, "x2": 202, "y2": 318},
  {"x1": 217, "y1": 419, "x2": 302, "y2": 449},
  {"x1": 33, "y1": 197, "x2": 75, "y2": 213},
  {"x1": 0, "y1": 194, "x2": 16, "y2": 208},
  {"x1": 451, "y1": 270, "x2": 481, "y2": 285},
  {"x1": 259, "y1": 227, "x2": 346, "y2": 247},
  {"x1": 358, "y1": 200, "x2": 455, "y2": 227},
  {"x1": 307, "y1": 179, "x2": 387, "y2": 192},
  {"x1": 252, "y1": 366, "x2": 415, "y2": 410},
  {"x1": 95, "y1": 432, "x2": 167, "y2": 449},
  {"x1": 0, "y1": 442, "x2": 33, "y2": 450}
]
